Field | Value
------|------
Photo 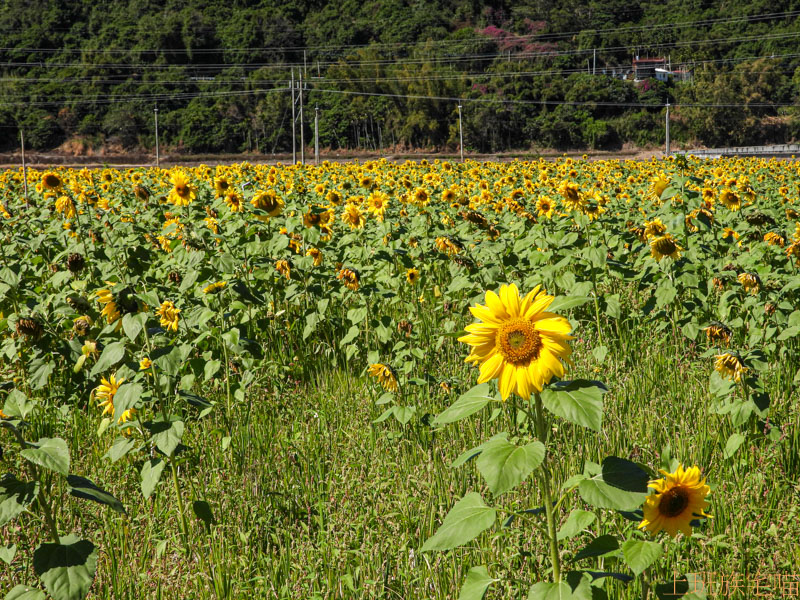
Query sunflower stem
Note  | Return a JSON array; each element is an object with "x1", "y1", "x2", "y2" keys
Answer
[{"x1": 532, "y1": 392, "x2": 561, "y2": 583}]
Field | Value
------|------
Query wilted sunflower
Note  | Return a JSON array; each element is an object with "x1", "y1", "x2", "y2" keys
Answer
[
  {"x1": 168, "y1": 171, "x2": 196, "y2": 206},
  {"x1": 786, "y1": 241, "x2": 800, "y2": 264},
  {"x1": 714, "y1": 352, "x2": 747, "y2": 382},
  {"x1": 203, "y1": 281, "x2": 227, "y2": 294},
  {"x1": 156, "y1": 300, "x2": 180, "y2": 332},
  {"x1": 337, "y1": 267, "x2": 360, "y2": 291},
  {"x1": 55, "y1": 195, "x2": 76, "y2": 219},
  {"x1": 435, "y1": 236, "x2": 462, "y2": 256},
  {"x1": 306, "y1": 247, "x2": 323, "y2": 266},
  {"x1": 406, "y1": 268, "x2": 420, "y2": 285},
  {"x1": 275, "y1": 259, "x2": 291, "y2": 280},
  {"x1": 704, "y1": 322, "x2": 732, "y2": 346},
  {"x1": 458, "y1": 283, "x2": 573, "y2": 400},
  {"x1": 96, "y1": 286, "x2": 121, "y2": 324},
  {"x1": 368, "y1": 363, "x2": 399, "y2": 392},
  {"x1": 764, "y1": 232, "x2": 785, "y2": 247},
  {"x1": 737, "y1": 272, "x2": 760, "y2": 294},
  {"x1": 650, "y1": 234, "x2": 682, "y2": 262},
  {"x1": 638, "y1": 464, "x2": 711, "y2": 538}
]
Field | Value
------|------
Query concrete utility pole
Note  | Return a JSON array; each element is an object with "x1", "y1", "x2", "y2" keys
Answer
[
  {"x1": 314, "y1": 105, "x2": 319, "y2": 165},
  {"x1": 457, "y1": 103, "x2": 464, "y2": 162},
  {"x1": 291, "y1": 69, "x2": 296, "y2": 164},
  {"x1": 20, "y1": 129, "x2": 28, "y2": 203},
  {"x1": 593, "y1": 48, "x2": 596, "y2": 75},
  {"x1": 665, "y1": 103, "x2": 671, "y2": 156},
  {"x1": 154, "y1": 105, "x2": 160, "y2": 168},
  {"x1": 299, "y1": 69, "x2": 305, "y2": 164}
]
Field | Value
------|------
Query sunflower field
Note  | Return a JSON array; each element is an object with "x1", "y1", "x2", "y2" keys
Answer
[{"x1": 1, "y1": 156, "x2": 799, "y2": 599}]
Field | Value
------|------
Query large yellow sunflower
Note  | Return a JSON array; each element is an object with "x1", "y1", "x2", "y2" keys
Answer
[
  {"x1": 458, "y1": 284, "x2": 573, "y2": 400},
  {"x1": 168, "y1": 171, "x2": 196, "y2": 206},
  {"x1": 639, "y1": 464, "x2": 711, "y2": 538}
]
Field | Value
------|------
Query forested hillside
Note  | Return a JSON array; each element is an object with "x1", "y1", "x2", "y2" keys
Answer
[{"x1": 2, "y1": 0, "x2": 800, "y2": 153}]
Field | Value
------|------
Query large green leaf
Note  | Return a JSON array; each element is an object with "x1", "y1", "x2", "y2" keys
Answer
[
  {"x1": 140, "y1": 459, "x2": 166, "y2": 499},
  {"x1": 450, "y1": 433, "x2": 509, "y2": 469},
  {"x1": 574, "y1": 534, "x2": 620, "y2": 561},
  {"x1": 67, "y1": 475, "x2": 125, "y2": 514},
  {"x1": 90, "y1": 341, "x2": 126, "y2": 377},
  {"x1": 33, "y1": 535, "x2": 97, "y2": 600},
  {"x1": 20, "y1": 437, "x2": 70, "y2": 476},
  {"x1": 146, "y1": 417, "x2": 184, "y2": 457},
  {"x1": 458, "y1": 566, "x2": 497, "y2": 600},
  {"x1": 557, "y1": 509, "x2": 596, "y2": 540},
  {"x1": 434, "y1": 383, "x2": 494, "y2": 425},
  {"x1": 578, "y1": 478, "x2": 647, "y2": 511},
  {"x1": 601, "y1": 457, "x2": 650, "y2": 493},
  {"x1": 476, "y1": 438, "x2": 545, "y2": 496},
  {"x1": 5, "y1": 586, "x2": 46, "y2": 600},
  {"x1": 622, "y1": 539, "x2": 664, "y2": 576},
  {"x1": 3, "y1": 389, "x2": 36, "y2": 419},
  {"x1": 112, "y1": 383, "x2": 142, "y2": 424},
  {"x1": 421, "y1": 492, "x2": 496, "y2": 552},
  {"x1": 527, "y1": 582, "x2": 576, "y2": 600},
  {"x1": 0, "y1": 474, "x2": 39, "y2": 527},
  {"x1": 541, "y1": 380, "x2": 607, "y2": 432},
  {"x1": 548, "y1": 296, "x2": 591, "y2": 313}
]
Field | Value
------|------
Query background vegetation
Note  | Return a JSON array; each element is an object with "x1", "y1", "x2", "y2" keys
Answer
[{"x1": 2, "y1": 0, "x2": 800, "y2": 152}]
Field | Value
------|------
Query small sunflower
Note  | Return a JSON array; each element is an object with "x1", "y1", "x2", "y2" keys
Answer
[
  {"x1": 251, "y1": 190, "x2": 284, "y2": 218},
  {"x1": 41, "y1": 171, "x2": 63, "y2": 191},
  {"x1": 458, "y1": 283, "x2": 573, "y2": 400},
  {"x1": 737, "y1": 272, "x2": 760, "y2": 295},
  {"x1": 94, "y1": 374, "x2": 135, "y2": 424},
  {"x1": 406, "y1": 268, "x2": 420, "y2": 285},
  {"x1": 714, "y1": 352, "x2": 747, "y2": 382},
  {"x1": 337, "y1": 267, "x2": 360, "y2": 291},
  {"x1": 368, "y1": 363, "x2": 399, "y2": 392},
  {"x1": 275, "y1": 259, "x2": 291, "y2": 280},
  {"x1": 719, "y1": 188, "x2": 741, "y2": 211},
  {"x1": 203, "y1": 281, "x2": 227, "y2": 294},
  {"x1": 639, "y1": 464, "x2": 711, "y2": 538},
  {"x1": 156, "y1": 300, "x2": 180, "y2": 332},
  {"x1": 703, "y1": 323, "x2": 732, "y2": 346}
]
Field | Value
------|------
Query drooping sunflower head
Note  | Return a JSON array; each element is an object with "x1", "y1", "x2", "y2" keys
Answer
[
  {"x1": 94, "y1": 374, "x2": 125, "y2": 418},
  {"x1": 275, "y1": 259, "x2": 291, "y2": 280},
  {"x1": 203, "y1": 281, "x2": 227, "y2": 295},
  {"x1": 337, "y1": 267, "x2": 360, "y2": 291},
  {"x1": 368, "y1": 363, "x2": 399, "y2": 392},
  {"x1": 737, "y1": 272, "x2": 760, "y2": 294},
  {"x1": 41, "y1": 171, "x2": 63, "y2": 191},
  {"x1": 719, "y1": 188, "x2": 741, "y2": 211},
  {"x1": 458, "y1": 283, "x2": 573, "y2": 400},
  {"x1": 156, "y1": 300, "x2": 180, "y2": 332},
  {"x1": 638, "y1": 464, "x2": 711, "y2": 538},
  {"x1": 643, "y1": 218, "x2": 667, "y2": 239},
  {"x1": 703, "y1": 322, "x2": 732, "y2": 346},
  {"x1": 714, "y1": 352, "x2": 747, "y2": 382},
  {"x1": 650, "y1": 234, "x2": 682, "y2": 262}
]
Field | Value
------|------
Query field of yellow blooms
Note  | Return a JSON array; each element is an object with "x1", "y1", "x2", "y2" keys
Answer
[{"x1": 1, "y1": 156, "x2": 799, "y2": 599}]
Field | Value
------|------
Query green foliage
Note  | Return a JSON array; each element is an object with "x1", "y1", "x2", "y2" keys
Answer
[{"x1": 2, "y1": 1, "x2": 800, "y2": 152}]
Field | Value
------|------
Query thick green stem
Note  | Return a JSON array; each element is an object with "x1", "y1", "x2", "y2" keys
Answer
[
  {"x1": 532, "y1": 392, "x2": 561, "y2": 582},
  {"x1": 171, "y1": 460, "x2": 190, "y2": 548}
]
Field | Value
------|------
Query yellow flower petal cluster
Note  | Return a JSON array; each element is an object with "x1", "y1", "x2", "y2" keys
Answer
[
  {"x1": 459, "y1": 284, "x2": 573, "y2": 400},
  {"x1": 639, "y1": 464, "x2": 711, "y2": 538}
]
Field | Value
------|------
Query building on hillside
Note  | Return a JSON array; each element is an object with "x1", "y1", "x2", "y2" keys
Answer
[
  {"x1": 633, "y1": 57, "x2": 666, "y2": 80},
  {"x1": 654, "y1": 67, "x2": 693, "y2": 83}
]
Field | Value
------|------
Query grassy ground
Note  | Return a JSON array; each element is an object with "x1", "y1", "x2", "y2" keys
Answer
[{"x1": 4, "y1": 307, "x2": 798, "y2": 599}]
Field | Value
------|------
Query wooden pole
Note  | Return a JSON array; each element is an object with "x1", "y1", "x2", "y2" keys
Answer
[{"x1": 20, "y1": 129, "x2": 28, "y2": 204}]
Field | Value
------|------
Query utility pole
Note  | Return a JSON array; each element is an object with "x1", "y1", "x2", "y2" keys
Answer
[
  {"x1": 154, "y1": 105, "x2": 160, "y2": 168},
  {"x1": 299, "y1": 69, "x2": 305, "y2": 164},
  {"x1": 457, "y1": 103, "x2": 464, "y2": 163},
  {"x1": 665, "y1": 103, "x2": 671, "y2": 156},
  {"x1": 291, "y1": 69, "x2": 296, "y2": 164},
  {"x1": 314, "y1": 105, "x2": 319, "y2": 165},
  {"x1": 593, "y1": 48, "x2": 596, "y2": 75},
  {"x1": 20, "y1": 129, "x2": 28, "y2": 203}
]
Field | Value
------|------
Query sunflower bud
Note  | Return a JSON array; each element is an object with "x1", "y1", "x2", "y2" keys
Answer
[{"x1": 168, "y1": 271, "x2": 182, "y2": 285}]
